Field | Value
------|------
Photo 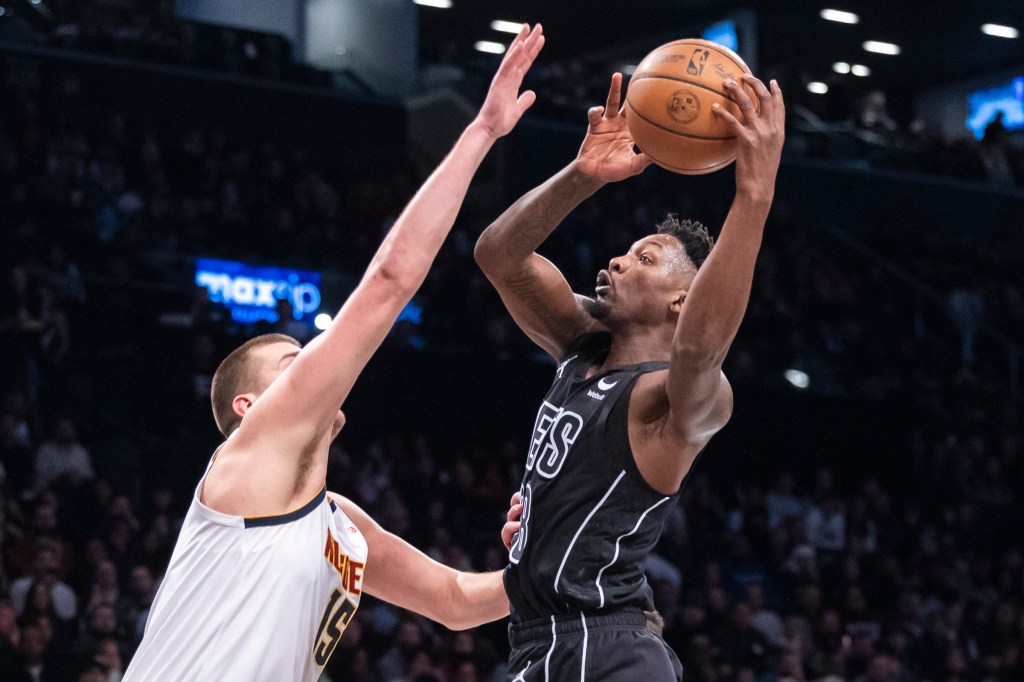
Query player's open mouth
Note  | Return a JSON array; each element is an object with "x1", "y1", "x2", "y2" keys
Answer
[{"x1": 595, "y1": 270, "x2": 611, "y2": 296}]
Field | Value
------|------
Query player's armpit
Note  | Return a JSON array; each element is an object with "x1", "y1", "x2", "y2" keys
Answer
[
  {"x1": 629, "y1": 368, "x2": 733, "y2": 494},
  {"x1": 663, "y1": 366, "x2": 733, "y2": 445}
]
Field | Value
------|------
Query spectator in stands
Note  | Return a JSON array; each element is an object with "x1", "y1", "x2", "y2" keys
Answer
[
  {"x1": 0, "y1": 267, "x2": 45, "y2": 407},
  {"x1": 10, "y1": 546, "x2": 76, "y2": 623},
  {"x1": 0, "y1": 621, "x2": 73, "y2": 681},
  {"x1": 34, "y1": 417, "x2": 95, "y2": 491}
]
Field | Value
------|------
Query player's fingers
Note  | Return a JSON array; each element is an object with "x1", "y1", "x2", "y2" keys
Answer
[
  {"x1": 711, "y1": 102, "x2": 744, "y2": 131},
  {"x1": 507, "y1": 503, "x2": 523, "y2": 523},
  {"x1": 510, "y1": 490, "x2": 522, "y2": 506},
  {"x1": 770, "y1": 79, "x2": 785, "y2": 114},
  {"x1": 524, "y1": 25, "x2": 544, "y2": 61},
  {"x1": 587, "y1": 106, "x2": 605, "y2": 127},
  {"x1": 741, "y1": 73, "x2": 773, "y2": 116},
  {"x1": 517, "y1": 90, "x2": 537, "y2": 115},
  {"x1": 510, "y1": 22, "x2": 530, "y2": 46},
  {"x1": 724, "y1": 76, "x2": 757, "y2": 113},
  {"x1": 604, "y1": 73, "x2": 622, "y2": 118},
  {"x1": 511, "y1": 26, "x2": 540, "y2": 70},
  {"x1": 495, "y1": 41, "x2": 522, "y2": 80},
  {"x1": 502, "y1": 521, "x2": 521, "y2": 551}
]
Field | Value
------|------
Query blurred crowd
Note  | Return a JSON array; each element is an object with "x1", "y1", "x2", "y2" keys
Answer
[
  {"x1": 461, "y1": 59, "x2": 1024, "y2": 190},
  {"x1": 4, "y1": 0, "x2": 1023, "y2": 188},
  {"x1": 1, "y1": 22, "x2": 1023, "y2": 682}
]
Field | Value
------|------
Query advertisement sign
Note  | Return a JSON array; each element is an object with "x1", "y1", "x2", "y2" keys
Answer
[{"x1": 195, "y1": 258, "x2": 322, "y2": 325}]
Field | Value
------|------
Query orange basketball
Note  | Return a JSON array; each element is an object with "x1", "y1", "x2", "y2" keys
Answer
[{"x1": 625, "y1": 38, "x2": 757, "y2": 175}]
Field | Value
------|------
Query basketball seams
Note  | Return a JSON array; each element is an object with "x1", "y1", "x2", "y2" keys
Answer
[
  {"x1": 628, "y1": 73, "x2": 732, "y2": 101},
  {"x1": 623, "y1": 98, "x2": 736, "y2": 142}
]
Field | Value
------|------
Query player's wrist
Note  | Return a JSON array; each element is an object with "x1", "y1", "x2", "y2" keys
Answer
[
  {"x1": 464, "y1": 118, "x2": 504, "y2": 146},
  {"x1": 567, "y1": 160, "x2": 608, "y2": 192},
  {"x1": 733, "y1": 185, "x2": 774, "y2": 211}
]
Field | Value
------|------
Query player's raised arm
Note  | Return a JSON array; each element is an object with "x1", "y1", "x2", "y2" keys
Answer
[
  {"x1": 663, "y1": 76, "x2": 785, "y2": 454},
  {"x1": 474, "y1": 73, "x2": 651, "y2": 360},
  {"x1": 208, "y1": 25, "x2": 544, "y2": 513}
]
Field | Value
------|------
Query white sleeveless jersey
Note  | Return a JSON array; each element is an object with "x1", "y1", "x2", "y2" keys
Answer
[{"x1": 124, "y1": 474, "x2": 368, "y2": 682}]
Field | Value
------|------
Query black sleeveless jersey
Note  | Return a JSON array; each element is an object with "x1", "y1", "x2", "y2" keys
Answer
[{"x1": 504, "y1": 333, "x2": 682, "y2": 623}]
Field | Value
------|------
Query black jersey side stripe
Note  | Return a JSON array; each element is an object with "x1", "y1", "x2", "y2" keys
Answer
[
  {"x1": 594, "y1": 496, "x2": 671, "y2": 608},
  {"x1": 553, "y1": 470, "x2": 626, "y2": 593},
  {"x1": 544, "y1": 615, "x2": 557, "y2": 681},
  {"x1": 580, "y1": 613, "x2": 589, "y2": 682}
]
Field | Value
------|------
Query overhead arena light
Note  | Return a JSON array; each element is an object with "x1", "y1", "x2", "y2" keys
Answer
[
  {"x1": 863, "y1": 40, "x2": 901, "y2": 55},
  {"x1": 314, "y1": 313, "x2": 332, "y2": 331},
  {"x1": 833, "y1": 62, "x2": 851, "y2": 74},
  {"x1": 820, "y1": 9, "x2": 859, "y2": 24},
  {"x1": 490, "y1": 20, "x2": 524, "y2": 34},
  {"x1": 784, "y1": 369, "x2": 811, "y2": 389},
  {"x1": 981, "y1": 23, "x2": 1019, "y2": 39},
  {"x1": 807, "y1": 82, "x2": 829, "y2": 94},
  {"x1": 851, "y1": 64, "x2": 871, "y2": 77},
  {"x1": 414, "y1": 0, "x2": 452, "y2": 8},
  {"x1": 474, "y1": 41, "x2": 506, "y2": 54}
]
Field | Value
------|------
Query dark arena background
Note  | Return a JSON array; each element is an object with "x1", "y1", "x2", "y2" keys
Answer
[{"x1": 1, "y1": 1, "x2": 1023, "y2": 681}]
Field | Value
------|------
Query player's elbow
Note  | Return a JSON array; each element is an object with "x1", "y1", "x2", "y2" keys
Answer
[
  {"x1": 473, "y1": 231, "x2": 500, "y2": 271},
  {"x1": 369, "y1": 250, "x2": 420, "y2": 298},
  {"x1": 439, "y1": 614, "x2": 475, "y2": 631},
  {"x1": 430, "y1": 600, "x2": 471, "y2": 631}
]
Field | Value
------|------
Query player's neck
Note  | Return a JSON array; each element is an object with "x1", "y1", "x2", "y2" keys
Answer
[{"x1": 600, "y1": 325, "x2": 672, "y2": 369}]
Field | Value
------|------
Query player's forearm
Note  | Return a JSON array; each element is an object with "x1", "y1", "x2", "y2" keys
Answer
[
  {"x1": 370, "y1": 121, "x2": 497, "y2": 294},
  {"x1": 475, "y1": 162, "x2": 603, "y2": 274},
  {"x1": 444, "y1": 570, "x2": 509, "y2": 631},
  {"x1": 672, "y1": 192, "x2": 772, "y2": 367}
]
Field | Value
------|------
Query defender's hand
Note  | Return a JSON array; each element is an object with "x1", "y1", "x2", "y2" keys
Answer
[
  {"x1": 713, "y1": 75, "x2": 786, "y2": 201},
  {"x1": 475, "y1": 24, "x2": 545, "y2": 139},
  {"x1": 574, "y1": 72, "x2": 653, "y2": 183},
  {"x1": 502, "y1": 491, "x2": 523, "y2": 552}
]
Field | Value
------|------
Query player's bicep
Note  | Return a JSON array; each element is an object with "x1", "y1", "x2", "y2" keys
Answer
[{"x1": 488, "y1": 253, "x2": 595, "y2": 360}]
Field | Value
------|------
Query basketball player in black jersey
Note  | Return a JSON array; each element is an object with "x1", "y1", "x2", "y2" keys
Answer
[{"x1": 475, "y1": 71, "x2": 785, "y2": 681}]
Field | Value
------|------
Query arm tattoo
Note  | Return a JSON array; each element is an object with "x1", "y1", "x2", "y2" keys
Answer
[
  {"x1": 503, "y1": 266, "x2": 562, "y2": 331},
  {"x1": 499, "y1": 170, "x2": 602, "y2": 260}
]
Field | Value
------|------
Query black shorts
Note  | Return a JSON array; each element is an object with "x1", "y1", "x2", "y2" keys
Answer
[{"x1": 505, "y1": 609, "x2": 683, "y2": 682}]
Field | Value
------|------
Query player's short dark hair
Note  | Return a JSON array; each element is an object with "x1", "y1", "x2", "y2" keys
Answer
[
  {"x1": 655, "y1": 214, "x2": 714, "y2": 269},
  {"x1": 210, "y1": 334, "x2": 300, "y2": 438}
]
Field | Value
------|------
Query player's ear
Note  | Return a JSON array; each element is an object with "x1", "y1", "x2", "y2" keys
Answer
[
  {"x1": 232, "y1": 393, "x2": 258, "y2": 420},
  {"x1": 670, "y1": 290, "x2": 687, "y2": 314}
]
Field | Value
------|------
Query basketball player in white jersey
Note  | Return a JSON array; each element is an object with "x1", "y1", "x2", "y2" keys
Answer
[{"x1": 123, "y1": 24, "x2": 545, "y2": 682}]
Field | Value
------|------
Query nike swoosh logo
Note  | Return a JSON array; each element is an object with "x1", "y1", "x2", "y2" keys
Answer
[{"x1": 597, "y1": 377, "x2": 618, "y2": 391}]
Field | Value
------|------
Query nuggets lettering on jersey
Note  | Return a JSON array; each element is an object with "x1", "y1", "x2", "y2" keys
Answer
[
  {"x1": 323, "y1": 530, "x2": 365, "y2": 595},
  {"x1": 313, "y1": 527, "x2": 367, "y2": 666},
  {"x1": 505, "y1": 333, "x2": 680, "y2": 622}
]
